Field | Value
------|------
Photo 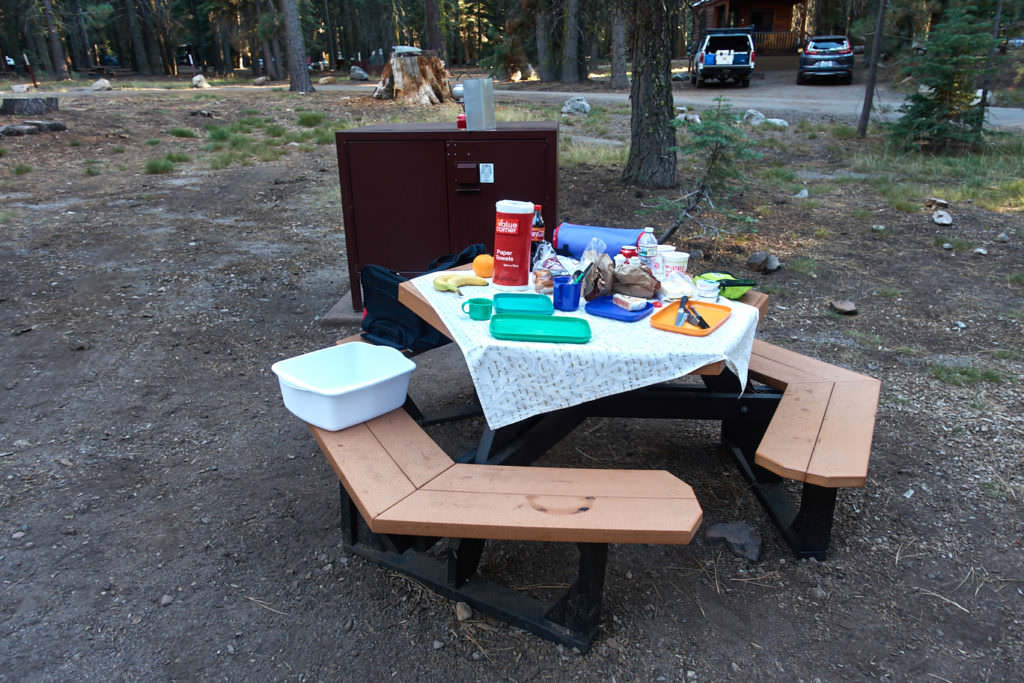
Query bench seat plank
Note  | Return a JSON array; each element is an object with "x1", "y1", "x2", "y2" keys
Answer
[
  {"x1": 310, "y1": 424, "x2": 418, "y2": 521},
  {"x1": 374, "y1": 488, "x2": 702, "y2": 544},
  {"x1": 748, "y1": 352, "x2": 826, "y2": 389},
  {"x1": 425, "y1": 464, "x2": 696, "y2": 499},
  {"x1": 804, "y1": 379, "x2": 880, "y2": 488},
  {"x1": 755, "y1": 381, "x2": 833, "y2": 482},
  {"x1": 752, "y1": 340, "x2": 871, "y2": 384},
  {"x1": 364, "y1": 409, "x2": 454, "y2": 487}
]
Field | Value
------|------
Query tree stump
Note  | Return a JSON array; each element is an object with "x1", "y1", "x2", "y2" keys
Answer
[
  {"x1": 1, "y1": 97, "x2": 58, "y2": 115},
  {"x1": 373, "y1": 49, "x2": 452, "y2": 104}
]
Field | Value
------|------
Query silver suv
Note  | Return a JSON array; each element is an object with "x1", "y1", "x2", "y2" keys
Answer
[{"x1": 690, "y1": 29, "x2": 756, "y2": 88}]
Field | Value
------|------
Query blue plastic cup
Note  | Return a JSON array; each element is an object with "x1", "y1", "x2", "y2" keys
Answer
[{"x1": 552, "y1": 275, "x2": 582, "y2": 312}]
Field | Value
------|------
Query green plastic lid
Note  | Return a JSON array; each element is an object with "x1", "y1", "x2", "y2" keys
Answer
[{"x1": 489, "y1": 314, "x2": 591, "y2": 344}]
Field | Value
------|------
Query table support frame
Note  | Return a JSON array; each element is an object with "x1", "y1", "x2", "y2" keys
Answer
[{"x1": 338, "y1": 485, "x2": 608, "y2": 651}]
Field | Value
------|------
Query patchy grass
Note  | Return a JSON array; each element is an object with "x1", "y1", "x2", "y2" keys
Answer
[
  {"x1": 110, "y1": 145, "x2": 125, "y2": 153},
  {"x1": 850, "y1": 133, "x2": 1024, "y2": 211},
  {"x1": 13, "y1": 163, "x2": 32, "y2": 175},
  {"x1": 930, "y1": 364, "x2": 1001, "y2": 386},
  {"x1": 168, "y1": 127, "x2": 198, "y2": 138},
  {"x1": 875, "y1": 287, "x2": 902, "y2": 299},
  {"x1": 559, "y1": 141, "x2": 629, "y2": 167},
  {"x1": 934, "y1": 236, "x2": 974, "y2": 251},
  {"x1": 1009, "y1": 272, "x2": 1024, "y2": 286},
  {"x1": 206, "y1": 125, "x2": 231, "y2": 142},
  {"x1": 0, "y1": 147, "x2": 6, "y2": 158},
  {"x1": 788, "y1": 256, "x2": 818, "y2": 276},
  {"x1": 84, "y1": 160, "x2": 101, "y2": 176},
  {"x1": 145, "y1": 138, "x2": 161, "y2": 146},
  {"x1": 210, "y1": 150, "x2": 254, "y2": 170},
  {"x1": 759, "y1": 166, "x2": 798, "y2": 186},
  {"x1": 847, "y1": 330, "x2": 884, "y2": 348},
  {"x1": 831, "y1": 124, "x2": 858, "y2": 139},
  {"x1": 165, "y1": 152, "x2": 190, "y2": 163},
  {"x1": 144, "y1": 158, "x2": 174, "y2": 174},
  {"x1": 69, "y1": 139, "x2": 82, "y2": 147},
  {"x1": 296, "y1": 112, "x2": 325, "y2": 127}
]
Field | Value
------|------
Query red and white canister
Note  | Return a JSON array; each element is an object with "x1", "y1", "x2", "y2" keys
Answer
[{"x1": 492, "y1": 199, "x2": 534, "y2": 289}]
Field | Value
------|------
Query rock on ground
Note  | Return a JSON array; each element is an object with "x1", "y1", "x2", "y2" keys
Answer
[
  {"x1": 91, "y1": 79, "x2": 112, "y2": 91},
  {"x1": 561, "y1": 95, "x2": 591, "y2": 115},
  {"x1": 743, "y1": 109, "x2": 766, "y2": 126},
  {"x1": 349, "y1": 66, "x2": 369, "y2": 81},
  {"x1": 706, "y1": 521, "x2": 761, "y2": 561}
]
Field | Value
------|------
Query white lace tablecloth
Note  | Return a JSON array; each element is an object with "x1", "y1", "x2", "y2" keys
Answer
[{"x1": 411, "y1": 274, "x2": 759, "y2": 429}]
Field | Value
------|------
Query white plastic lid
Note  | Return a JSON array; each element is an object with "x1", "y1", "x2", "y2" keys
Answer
[
  {"x1": 664, "y1": 251, "x2": 689, "y2": 263},
  {"x1": 643, "y1": 227, "x2": 655, "y2": 233},
  {"x1": 495, "y1": 199, "x2": 535, "y2": 214}
]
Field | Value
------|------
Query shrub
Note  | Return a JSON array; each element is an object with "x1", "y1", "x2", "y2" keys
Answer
[
  {"x1": 13, "y1": 163, "x2": 32, "y2": 176},
  {"x1": 168, "y1": 127, "x2": 198, "y2": 138}
]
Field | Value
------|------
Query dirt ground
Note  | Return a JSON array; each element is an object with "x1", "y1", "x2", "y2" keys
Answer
[{"x1": 1, "y1": 85, "x2": 1022, "y2": 681}]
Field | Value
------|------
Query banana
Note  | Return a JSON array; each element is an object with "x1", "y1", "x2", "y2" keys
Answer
[
  {"x1": 433, "y1": 273, "x2": 460, "y2": 293},
  {"x1": 432, "y1": 273, "x2": 488, "y2": 295}
]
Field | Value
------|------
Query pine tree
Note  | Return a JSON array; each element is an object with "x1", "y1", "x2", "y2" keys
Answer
[{"x1": 889, "y1": 5, "x2": 997, "y2": 150}]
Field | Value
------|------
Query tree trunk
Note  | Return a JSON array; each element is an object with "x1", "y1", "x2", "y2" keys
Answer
[
  {"x1": 610, "y1": 2, "x2": 628, "y2": 88},
  {"x1": 324, "y1": 0, "x2": 339, "y2": 69},
  {"x1": 536, "y1": 3, "x2": 554, "y2": 80},
  {"x1": 425, "y1": 0, "x2": 443, "y2": 55},
  {"x1": 857, "y1": 0, "x2": 886, "y2": 137},
  {"x1": 69, "y1": 0, "x2": 94, "y2": 70},
  {"x1": 622, "y1": 0, "x2": 676, "y2": 189},
  {"x1": 280, "y1": 0, "x2": 314, "y2": 91},
  {"x1": 562, "y1": 0, "x2": 579, "y2": 82},
  {"x1": 373, "y1": 51, "x2": 451, "y2": 104},
  {"x1": 141, "y1": 2, "x2": 164, "y2": 75},
  {"x1": 125, "y1": 0, "x2": 152, "y2": 74},
  {"x1": 41, "y1": 0, "x2": 68, "y2": 78}
]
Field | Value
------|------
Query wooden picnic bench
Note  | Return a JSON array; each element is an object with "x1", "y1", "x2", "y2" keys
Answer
[
  {"x1": 704, "y1": 338, "x2": 881, "y2": 557},
  {"x1": 304, "y1": 287, "x2": 879, "y2": 647},
  {"x1": 308, "y1": 406, "x2": 701, "y2": 650}
]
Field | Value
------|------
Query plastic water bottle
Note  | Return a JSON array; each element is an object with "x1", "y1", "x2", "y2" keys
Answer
[{"x1": 638, "y1": 227, "x2": 659, "y2": 267}]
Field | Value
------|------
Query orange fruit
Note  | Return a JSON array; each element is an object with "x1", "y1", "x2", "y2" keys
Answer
[{"x1": 472, "y1": 254, "x2": 495, "y2": 278}]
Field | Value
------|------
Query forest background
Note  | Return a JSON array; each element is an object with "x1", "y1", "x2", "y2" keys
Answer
[{"x1": 2, "y1": 0, "x2": 1023, "y2": 88}]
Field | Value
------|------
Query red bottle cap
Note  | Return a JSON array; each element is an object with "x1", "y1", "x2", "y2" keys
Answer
[{"x1": 456, "y1": 114, "x2": 466, "y2": 129}]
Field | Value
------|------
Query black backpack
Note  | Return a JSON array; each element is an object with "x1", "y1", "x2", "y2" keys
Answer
[{"x1": 359, "y1": 243, "x2": 487, "y2": 353}]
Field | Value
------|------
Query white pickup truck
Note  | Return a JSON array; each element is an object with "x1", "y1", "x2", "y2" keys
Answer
[{"x1": 690, "y1": 28, "x2": 756, "y2": 88}]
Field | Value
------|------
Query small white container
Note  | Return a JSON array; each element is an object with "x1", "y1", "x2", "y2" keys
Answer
[
  {"x1": 663, "y1": 250, "x2": 689, "y2": 276},
  {"x1": 271, "y1": 342, "x2": 416, "y2": 431}
]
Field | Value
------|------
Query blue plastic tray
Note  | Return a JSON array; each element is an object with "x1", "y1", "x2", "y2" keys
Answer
[{"x1": 584, "y1": 296, "x2": 654, "y2": 322}]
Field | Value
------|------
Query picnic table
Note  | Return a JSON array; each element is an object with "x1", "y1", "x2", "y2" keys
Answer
[{"x1": 306, "y1": 269, "x2": 879, "y2": 649}]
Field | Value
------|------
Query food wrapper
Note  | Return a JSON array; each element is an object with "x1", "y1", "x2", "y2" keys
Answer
[
  {"x1": 613, "y1": 261, "x2": 660, "y2": 298},
  {"x1": 659, "y1": 271, "x2": 696, "y2": 300},
  {"x1": 580, "y1": 237, "x2": 613, "y2": 301}
]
